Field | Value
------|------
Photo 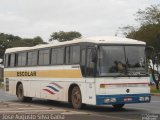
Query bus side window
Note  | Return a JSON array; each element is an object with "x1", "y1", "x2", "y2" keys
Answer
[
  {"x1": 51, "y1": 48, "x2": 57, "y2": 65},
  {"x1": 70, "y1": 46, "x2": 80, "y2": 64},
  {"x1": 65, "y1": 46, "x2": 70, "y2": 64},
  {"x1": 5, "y1": 54, "x2": 10, "y2": 67},
  {"x1": 39, "y1": 49, "x2": 50, "y2": 65},
  {"x1": 51, "y1": 47, "x2": 64, "y2": 65},
  {"x1": 27, "y1": 51, "x2": 38, "y2": 66},
  {"x1": 86, "y1": 48, "x2": 95, "y2": 77},
  {"x1": 18, "y1": 52, "x2": 27, "y2": 66},
  {"x1": 57, "y1": 47, "x2": 64, "y2": 65},
  {"x1": 10, "y1": 54, "x2": 16, "y2": 67},
  {"x1": 81, "y1": 48, "x2": 86, "y2": 77}
]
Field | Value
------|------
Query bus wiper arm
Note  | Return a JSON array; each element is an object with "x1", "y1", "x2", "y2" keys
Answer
[{"x1": 113, "y1": 73, "x2": 125, "y2": 77}]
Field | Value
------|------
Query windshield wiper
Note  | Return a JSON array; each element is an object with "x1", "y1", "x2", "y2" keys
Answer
[{"x1": 113, "y1": 72, "x2": 126, "y2": 77}]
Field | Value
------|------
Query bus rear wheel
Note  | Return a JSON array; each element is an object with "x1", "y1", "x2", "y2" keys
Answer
[
  {"x1": 112, "y1": 104, "x2": 125, "y2": 109},
  {"x1": 17, "y1": 84, "x2": 32, "y2": 102},
  {"x1": 71, "y1": 86, "x2": 82, "y2": 109}
]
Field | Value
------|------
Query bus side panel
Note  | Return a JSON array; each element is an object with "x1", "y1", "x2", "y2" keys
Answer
[
  {"x1": 39, "y1": 80, "x2": 87, "y2": 103},
  {"x1": 85, "y1": 83, "x2": 96, "y2": 105},
  {"x1": 7, "y1": 79, "x2": 31, "y2": 97},
  {"x1": 28, "y1": 80, "x2": 40, "y2": 98},
  {"x1": 40, "y1": 81, "x2": 68, "y2": 101},
  {"x1": 4, "y1": 78, "x2": 17, "y2": 95}
]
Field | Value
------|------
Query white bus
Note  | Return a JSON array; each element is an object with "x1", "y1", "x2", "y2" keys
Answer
[{"x1": 4, "y1": 36, "x2": 151, "y2": 109}]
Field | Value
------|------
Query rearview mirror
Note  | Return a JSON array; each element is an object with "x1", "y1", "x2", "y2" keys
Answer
[
  {"x1": 146, "y1": 46, "x2": 154, "y2": 51},
  {"x1": 145, "y1": 46, "x2": 155, "y2": 60}
]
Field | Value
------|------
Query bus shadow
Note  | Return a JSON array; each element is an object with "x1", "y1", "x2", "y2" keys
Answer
[{"x1": 12, "y1": 98, "x2": 149, "y2": 114}]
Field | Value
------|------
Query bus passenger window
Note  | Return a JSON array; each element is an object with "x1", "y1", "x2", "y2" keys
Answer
[
  {"x1": 18, "y1": 52, "x2": 27, "y2": 66},
  {"x1": 39, "y1": 49, "x2": 50, "y2": 65},
  {"x1": 70, "y1": 46, "x2": 80, "y2": 64},
  {"x1": 51, "y1": 47, "x2": 64, "y2": 65},
  {"x1": 65, "y1": 47, "x2": 70, "y2": 64},
  {"x1": 5, "y1": 54, "x2": 11, "y2": 67},
  {"x1": 10, "y1": 54, "x2": 16, "y2": 67},
  {"x1": 81, "y1": 48, "x2": 86, "y2": 76},
  {"x1": 51, "y1": 49, "x2": 57, "y2": 64},
  {"x1": 57, "y1": 48, "x2": 64, "y2": 64},
  {"x1": 27, "y1": 51, "x2": 38, "y2": 66}
]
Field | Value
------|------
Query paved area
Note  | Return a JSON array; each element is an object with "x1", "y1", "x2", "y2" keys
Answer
[
  {"x1": 0, "y1": 89, "x2": 160, "y2": 120},
  {"x1": 0, "y1": 101, "x2": 89, "y2": 115}
]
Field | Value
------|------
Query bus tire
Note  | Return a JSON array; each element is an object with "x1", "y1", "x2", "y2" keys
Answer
[
  {"x1": 17, "y1": 84, "x2": 32, "y2": 102},
  {"x1": 112, "y1": 104, "x2": 124, "y2": 109},
  {"x1": 71, "y1": 86, "x2": 82, "y2": 109}
]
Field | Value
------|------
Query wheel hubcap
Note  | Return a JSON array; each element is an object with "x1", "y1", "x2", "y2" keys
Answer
[
  {"x1": 18, "y1": 86, "x2": 23, "y2": 99},
  {"x1": 72, "y1": 87, "x2": 81, "y2": 108}
]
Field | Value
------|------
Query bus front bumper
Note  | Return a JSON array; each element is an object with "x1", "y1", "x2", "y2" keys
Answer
[{"x1": 96, "y1": 94, "x2": 151, "y2": 105}]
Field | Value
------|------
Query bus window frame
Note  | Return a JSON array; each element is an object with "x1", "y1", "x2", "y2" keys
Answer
[
  {"x1": 4, "y1": 42, "x2": 96, "y2": 69},
  {"x1": 38, "y1": 48, "x2": 51, "y2": 66},
  {"x1": 17, "y1": 52, "x2": 27, "y2": 67},
  {"x1": 10, "y1": 53, "x2": 16, "y2": 67},
  {"x1": 51, "y1": 47, "x2": 65, "y2": 65},
  {"x1": 86, "y1": 46, "x2": 97, "y2": 77},
  {"x1": 27, "y1": 50, "x2": 38, "y2": 66}
]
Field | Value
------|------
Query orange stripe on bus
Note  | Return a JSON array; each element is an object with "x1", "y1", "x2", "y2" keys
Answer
[{"x1": 4, "y1": 69, "x2": 82, "y2": 78}]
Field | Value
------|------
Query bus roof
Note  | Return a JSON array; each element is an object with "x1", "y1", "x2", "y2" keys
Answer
[{"x1": 5, "y1": 36, "x2": 146, "y2": 53}]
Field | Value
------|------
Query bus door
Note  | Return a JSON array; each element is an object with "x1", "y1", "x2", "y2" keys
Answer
[
  {"x1": 85, "y1": 47, "x2": 96, "y2": 103},
  {"x1": 86, "y1": 47, "x2": 96, "y2": 82}
]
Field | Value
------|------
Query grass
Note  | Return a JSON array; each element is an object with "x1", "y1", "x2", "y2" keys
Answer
[{"x1": 150, "y1": 85, "x2": 160, "y2": 93}]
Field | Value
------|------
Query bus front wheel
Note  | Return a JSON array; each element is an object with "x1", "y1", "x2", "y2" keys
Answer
[
  {"x1": 71, "y1": 86, "x2": 82, "y2": 109},
  {"x1": 112, "y1": 104, "x2": 125, "y2": 109},
  {"x1": 17, "y1": 84, "x2": 32, "y2": 102}
]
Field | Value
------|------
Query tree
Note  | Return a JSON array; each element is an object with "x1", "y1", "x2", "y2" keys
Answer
[
  {"x1": 33, "y1": 36, "x2": 47, "y2": 45},
  {"x1": 49, "y1": 31, "x2": 82, "y2": 42},
  {"x1": 120, "y1": 4, "x2": 160, "y2": 89},
  {"x1": 0, "y1": 33, "x2": 46, "y2": 59},
  {"x1": 23, "y1": 36, "x2": 47, "y2": 47},
  {"x1": 126, "y1": 24, "x2": 160, "y2": 52},
  {"x1": 135, "y1": 4, "x2": 160, "y2": 25}
]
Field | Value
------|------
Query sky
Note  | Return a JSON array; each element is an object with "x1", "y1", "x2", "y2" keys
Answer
[{"x1": 0, "y1": 0, "x2": 159, "y2": 42}]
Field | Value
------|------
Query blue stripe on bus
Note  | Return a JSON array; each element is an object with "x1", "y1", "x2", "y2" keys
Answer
[
  {"x1": 46, "y1": 86, "x2": 59, "y2": 92},
  {"x1": 96, "y1": 93, "x2": 151, "y2": 105}
]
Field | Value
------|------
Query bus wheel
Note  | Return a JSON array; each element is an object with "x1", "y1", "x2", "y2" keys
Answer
[
  {"x1": 71, "y1": 86, "x2": 82, "y2": 109},
  {"x1": 17, "y1": 84, "x2": 32, "y2": 102},
  {"x1": 112, "y1": 104, "x2": 124, "y2": 109}
]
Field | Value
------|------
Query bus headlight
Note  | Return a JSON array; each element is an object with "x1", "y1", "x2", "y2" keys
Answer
[
  {"x1": 104, "y1": 98, "x2": 110, "y2": 103},
  {"x1": 144, "y1": 96, "x2": 150, "y2": 101},
  {"x1": 139, "y1": 97, "x2": 145, "y2": 101},
  {"x1": 110, "y1": 98, "x2": 117, "y2": 102},
  {"x1": 104, "y1": 98, "x2": 116, "y2": 103}
]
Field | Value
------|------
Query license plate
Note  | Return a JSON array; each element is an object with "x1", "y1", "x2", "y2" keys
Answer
[{"x1": 124, "y1": 98, "x2": 132, "y2": 102}]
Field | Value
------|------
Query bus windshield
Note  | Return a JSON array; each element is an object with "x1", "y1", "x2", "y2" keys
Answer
[{"x1": 97, "y1": 45, "x2": 147, "y2": 77}]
